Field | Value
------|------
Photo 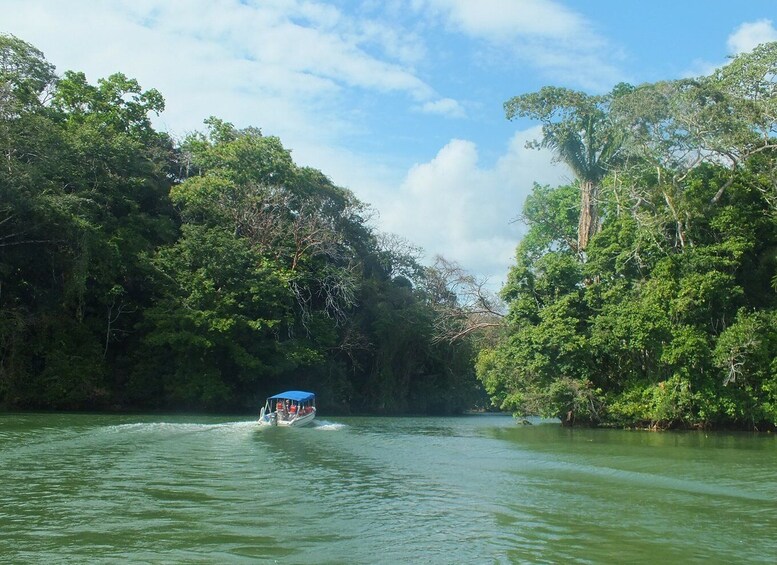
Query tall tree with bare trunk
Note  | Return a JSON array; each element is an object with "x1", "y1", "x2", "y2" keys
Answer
[{"x1": 505, "y1": 86, "x2": 627, "y2": 252}]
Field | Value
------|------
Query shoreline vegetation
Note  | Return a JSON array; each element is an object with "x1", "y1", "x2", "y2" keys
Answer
[
  {"x1": 1, "y1": 35, "x2": 775, "y2": 430},
  {"x1": 481, "y1": 43, "x2": 777, "y2": 432}
]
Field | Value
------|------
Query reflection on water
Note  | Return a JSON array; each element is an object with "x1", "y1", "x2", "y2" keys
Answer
[{"x1": 1, "y1": 413, "x2": 775, "y2": 564}]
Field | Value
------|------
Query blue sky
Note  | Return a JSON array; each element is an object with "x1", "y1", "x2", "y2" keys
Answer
[{"x1": 4, "y1": 0, "x2": 777, "y2": 288}]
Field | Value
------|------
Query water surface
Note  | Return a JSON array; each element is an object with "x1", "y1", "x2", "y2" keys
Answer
[{"x1": 1, "y1": 413, "x2": 775, "y2": 563}]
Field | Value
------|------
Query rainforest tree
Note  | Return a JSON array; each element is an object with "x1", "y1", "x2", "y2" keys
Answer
[
  {"x1": 488, "y1": 43, "x2": 777, "y2": 429},
  {"x1": 504, "y1": 85, "x2": 628, "y2": 252},
  {"x1": 0, "y1": 34, "x2": 483, "y2": 413},
  {"x1": 0, "y1": 35, "x2": 176, "y2": 408}
]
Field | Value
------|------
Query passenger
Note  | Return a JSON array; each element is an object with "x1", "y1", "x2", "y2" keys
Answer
[{"x1": 289, "y1": 403, "x2": 298, "y2": 416}]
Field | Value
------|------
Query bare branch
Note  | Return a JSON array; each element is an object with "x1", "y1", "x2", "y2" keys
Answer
[{"x1": 424, "y1": 256, "x2": 506, "y2": 344}]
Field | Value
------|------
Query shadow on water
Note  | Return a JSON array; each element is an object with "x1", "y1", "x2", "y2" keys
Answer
[
  {"x1": 475, "y1": 422, "x2": 777, "y2": 564},
  {"x1": 489, "y1": 421, "x2": 777, "y2": 449},
  {"x1": 487, "y1": 423, "x2": 777, "y2": 495}
]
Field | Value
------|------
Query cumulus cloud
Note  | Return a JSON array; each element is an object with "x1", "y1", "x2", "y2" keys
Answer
[
  {"x1": 727, "y1": 19, "x2": 777, "y2": 54},
  {"x1": 376, "y1": 127, "x2": 569, "y2": 288}
]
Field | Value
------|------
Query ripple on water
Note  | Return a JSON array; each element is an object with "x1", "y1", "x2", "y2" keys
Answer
[{"x1": 1, "y1": 415, "x2": 776, "y2": 564}]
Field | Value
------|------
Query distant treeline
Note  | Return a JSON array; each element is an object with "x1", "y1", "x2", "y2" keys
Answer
[
  {"x1": 0, "y1": 34, "x2": 485, "y2": 414},
  {"x1": 480, "y1": 43, "x2": 777, "y2": 430}
]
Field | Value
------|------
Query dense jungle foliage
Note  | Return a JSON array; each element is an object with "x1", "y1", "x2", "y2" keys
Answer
[
  {"x1": 0, "y1": 35, "x2": 482, "y2": 414},
  {"x1": 479, "y1": 42, "x2": 777, "y2": 430},
  {"x1": 3, "y1": 34, "x2": 776, "y2": 429}
]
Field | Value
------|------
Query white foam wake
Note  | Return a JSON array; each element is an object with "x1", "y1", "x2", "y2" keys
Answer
[{"x1": 313, "y1": 420, "x2": 346, "y2": 430}]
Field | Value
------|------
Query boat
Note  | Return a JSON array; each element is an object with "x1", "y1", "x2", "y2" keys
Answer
[{"x1": 258, "y1": 390, "x2": 316, "y2": 427}]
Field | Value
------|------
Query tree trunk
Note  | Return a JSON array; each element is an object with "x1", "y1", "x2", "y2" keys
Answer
[{"x1": 577, "y1": 180, "x2": 598, "y2": 250}]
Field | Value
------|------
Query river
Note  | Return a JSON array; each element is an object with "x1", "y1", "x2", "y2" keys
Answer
[{"x1": 1, "y1": 413, "x2": 775, "y2": 564}]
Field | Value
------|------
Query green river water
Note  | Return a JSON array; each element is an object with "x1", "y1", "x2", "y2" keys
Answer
[{"x1": 1, "y1": 413, "x2": 775, "y2": 564}]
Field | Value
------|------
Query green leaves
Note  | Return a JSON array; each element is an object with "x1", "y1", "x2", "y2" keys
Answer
[
  {"x1": 182, "y1": 118, "x2": 294, "y2": 185},
  {"x1": 53, "y1": 71, "x2": 164, "y2": 137},
  {"x1": 0, "y1": 34, "x2": 56, "y2": 110},
  {"x1": 488, "y1": 108, "x2": 777, "y2": 428},
  {"x1": 505, "y1": 86, "x2": 619, "y2": 185},
  {"x1": 505, "y1": 86, "x2": 629, "y2": 250},
  {"x1": 0, "y1": 39, "x2": 179, "y2": 409},
  {"x1": 0, "y1": 36, "x2": 485, "y2": 415},
  {"x1": 132, "y1": 224, "x2": 297, "y2": 407},
  {"x1": 498, "y1": 43, "x2": 777, "y2": 427}
]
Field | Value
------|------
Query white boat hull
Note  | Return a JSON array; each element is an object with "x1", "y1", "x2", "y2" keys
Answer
[
  {"x1": 258, "y1": 408, "x2": 316, "y2": 428},
  {"x1": 280, "y1": 410, "x2": 315, "y2": 427}
]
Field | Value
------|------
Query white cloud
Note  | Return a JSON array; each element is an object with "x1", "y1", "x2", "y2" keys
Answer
[
  {"x1": 684, "y1": 19, "x2": 777, "y2": 78},
  {"x1": 418, "y1": 0, "x2": 622, "y2": 92},
  {"x1": 1, "y1": 0, "x2": 570, "y2": 286},
  {"x1": 426, "y1": 0, "x2": 588, "y2": 39},
  {"x1": 727, "y1": 19, "x2": 777, "y2": 54},
  {"x1": 1, "y1": 0, "x2": 442, "y2": 140},
  {"x1": 375, "y1": 127, "x2": 568, "y2": 288},
  {"x1": 351, "y1": 19, "x2": 428, "y2": 66},
  {"x1": 418, "y1": 97, "x2": 466, "y2": 118}
]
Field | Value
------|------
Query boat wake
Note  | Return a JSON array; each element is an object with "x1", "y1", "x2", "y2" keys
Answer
[
  {"x1": 313, "y1": 420, "x2": 346, "y2": 431},
  {"x1": 103, "y1": 420, "x2": 258, "y2": 435},
  {"x1": 100, "y1": 419, "x2": 345, "y2": 437}
]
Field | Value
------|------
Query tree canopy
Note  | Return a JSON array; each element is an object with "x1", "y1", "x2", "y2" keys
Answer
[
  {"x1": 505, "y1": 85, "x2": 627, "y2": 251},
  {"x1": 487, "y1": 43, "x2": 777, "y2": 430},
  {"x1": 0, "y1": 35, "x2": 484, "y2": 414},
  {"x1": 3, "y1": 34, "x2": 775, "y2": 429}
]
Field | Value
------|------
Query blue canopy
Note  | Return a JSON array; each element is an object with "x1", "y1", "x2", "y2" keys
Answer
[{"x1": 267, "y1": 390, "x2": 315, "y2": 402}]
